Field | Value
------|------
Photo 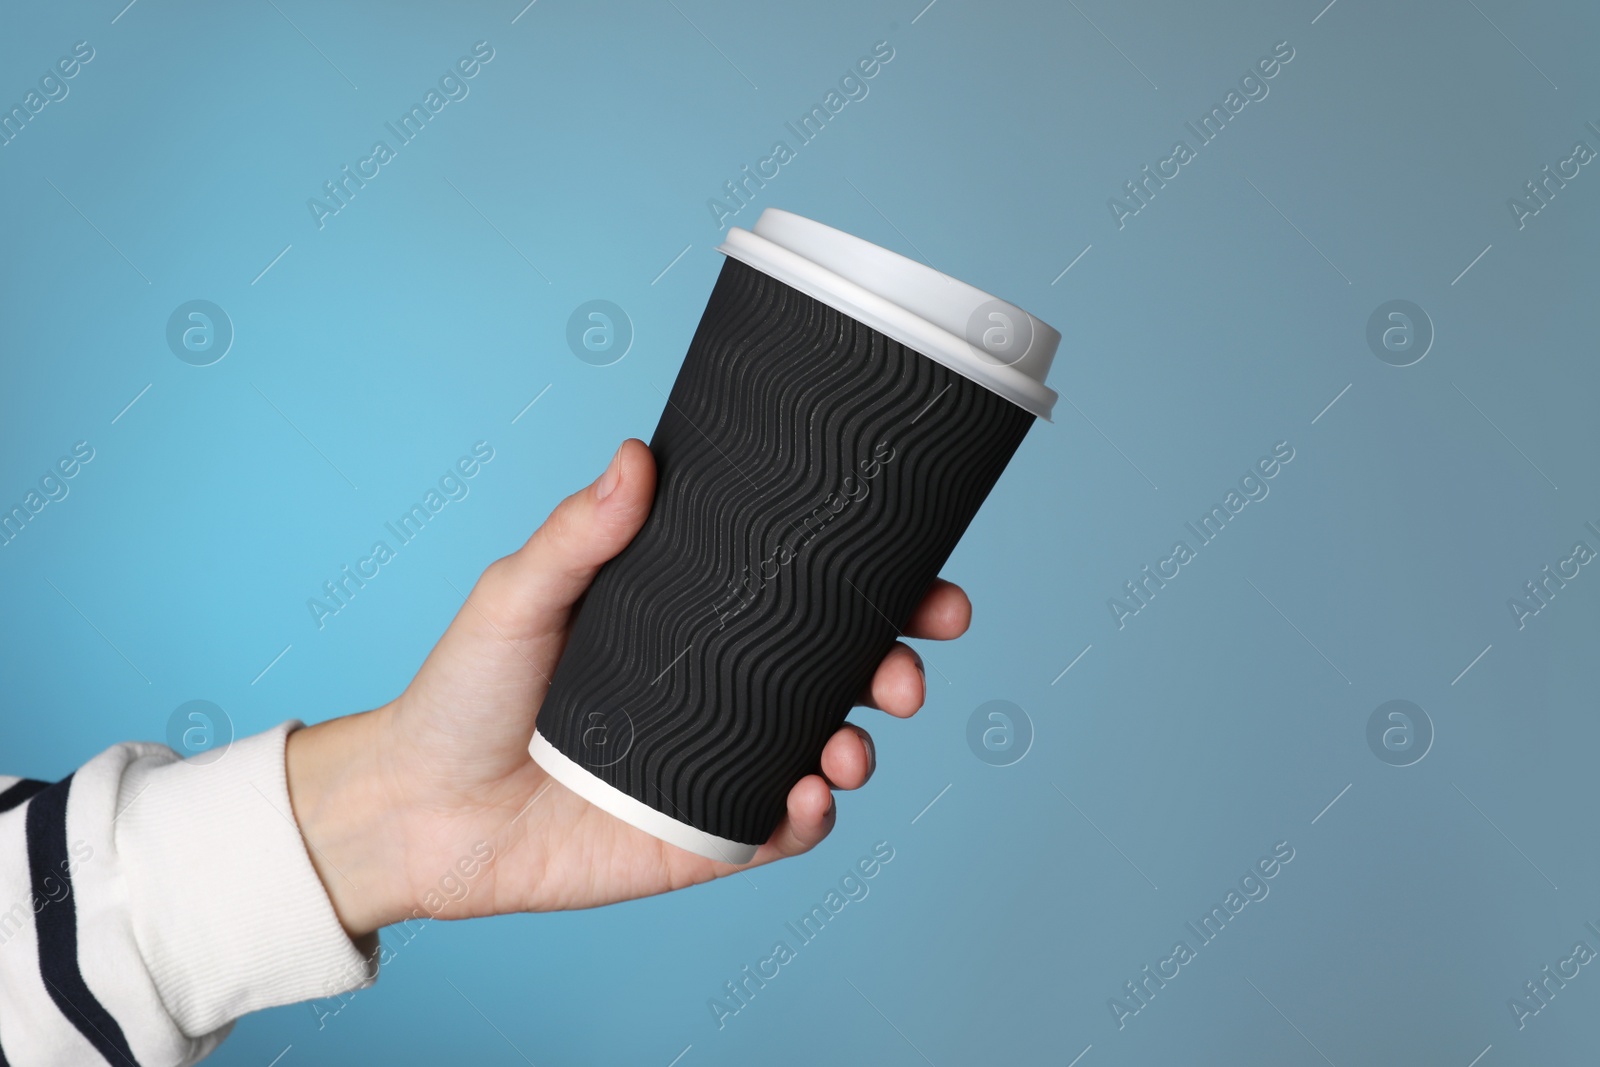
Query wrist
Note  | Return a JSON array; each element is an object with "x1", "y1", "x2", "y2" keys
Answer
[{"x1": 285, "y1": 706, "x2": 409, "y2": 939}]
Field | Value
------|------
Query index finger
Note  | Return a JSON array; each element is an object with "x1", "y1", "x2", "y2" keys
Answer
[{"x1": 901, "y1": 578, "x2": 971, "y2": 641}]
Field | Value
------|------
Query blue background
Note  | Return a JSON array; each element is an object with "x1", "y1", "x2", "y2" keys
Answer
[{"x1": 3, "y1": 0, "x2": 1597, "y2": 1063}]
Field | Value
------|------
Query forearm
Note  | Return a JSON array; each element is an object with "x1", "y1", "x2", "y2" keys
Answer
[{"x1": 284, "y1": 705, "x2": 411, "y2": 939}]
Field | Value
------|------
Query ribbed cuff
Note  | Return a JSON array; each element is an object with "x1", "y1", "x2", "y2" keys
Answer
[{"x1": 118, "y1": 721, "x2": 379, "y2": 1037}]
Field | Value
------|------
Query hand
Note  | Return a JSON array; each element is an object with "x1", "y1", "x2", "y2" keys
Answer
[{"x1": 285, "y1": 440, "x2": 972, "y2": 938}]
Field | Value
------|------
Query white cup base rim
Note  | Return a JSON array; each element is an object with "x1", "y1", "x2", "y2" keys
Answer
[{"x1": 528, "y1": 729, "x2": 761, "y2": 865}]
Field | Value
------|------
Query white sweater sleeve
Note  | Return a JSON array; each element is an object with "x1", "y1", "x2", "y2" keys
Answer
[{"x1": 0, "y1": 722, "x2": 380, "y2": 1066}]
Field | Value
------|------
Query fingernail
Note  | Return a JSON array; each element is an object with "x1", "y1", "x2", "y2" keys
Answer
[
  {"x1": 826, "y1": 793, "x2": 837, "y2": 820},
  {"x1": 910, "y1": 649, "x2": 925, "y2": 679},
  {"x1": 861, "y1": 731, "x2": 876, "y2": 777},
  {"x1": 595, "y1": 444, "x2": 623, "y2": 500}
]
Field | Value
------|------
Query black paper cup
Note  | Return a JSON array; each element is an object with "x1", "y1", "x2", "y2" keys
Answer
[{"x1": 530, "y1": 209, "x2": 1060, "y2": 862}]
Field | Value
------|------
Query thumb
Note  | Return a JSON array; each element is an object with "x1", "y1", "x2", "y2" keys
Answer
[{"x1": 471, "y1": 438, "x2": 656, "y2": 641}]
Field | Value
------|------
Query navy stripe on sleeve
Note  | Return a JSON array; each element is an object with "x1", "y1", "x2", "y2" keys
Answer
[
  {"x1": 0, "y1": 780, "x2": 47, "y2": 813},
  {"x1": 1, "y1": 779, "x2": 48, "y2": 1065},
  {"x1": 25, "y1": 774, "x2": 143, "y2": 1067}
]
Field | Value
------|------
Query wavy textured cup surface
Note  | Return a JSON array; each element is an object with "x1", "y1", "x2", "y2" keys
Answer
[{"x1": 532, "y1": 256, "x2": 1039, "y2": 860}]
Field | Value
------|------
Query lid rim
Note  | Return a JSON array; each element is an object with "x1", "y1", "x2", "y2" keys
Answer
[{"x1": 715, "y1": 210, "x2": 1059, "y2": 421}]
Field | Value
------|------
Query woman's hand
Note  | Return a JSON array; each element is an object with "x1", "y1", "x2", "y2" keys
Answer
[{"x1": 285, "y1": 440, "x2": 971, "y2": 938}]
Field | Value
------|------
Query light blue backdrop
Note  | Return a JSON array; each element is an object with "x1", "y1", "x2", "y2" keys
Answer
[{"x1": 3, "y1": 0, "x2": 1597, "y2": 1063}]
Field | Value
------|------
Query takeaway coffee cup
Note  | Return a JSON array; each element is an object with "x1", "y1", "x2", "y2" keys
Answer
[{"x1": 530, "y1": 208, "x2": 1060, "y2": 862}]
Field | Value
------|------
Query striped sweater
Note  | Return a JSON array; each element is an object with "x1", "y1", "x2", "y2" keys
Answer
[{"x1": 0, "y1": 723, "x2": 378, "y2": 1066}]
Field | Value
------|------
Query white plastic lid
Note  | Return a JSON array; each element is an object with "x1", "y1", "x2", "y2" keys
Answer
[{"x1": 716, "y1": 208, "x2": 1060, "y2": 420}]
